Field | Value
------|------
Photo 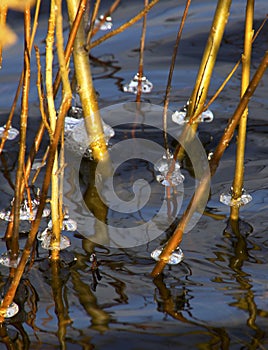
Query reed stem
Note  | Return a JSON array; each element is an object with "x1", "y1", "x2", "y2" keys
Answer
[
  {"x1": 10, "y1": 7, "x2": 31, "y2": 266},
  {"x1": 230, "y1": 0, "x2": 254, "y2": 221},
  {"x1": 66, "y1": 0, "x2": 108, "y2": 162},
  {"x1": 176, "y1": 0, "x2": 232, "y2": 160},
  {"x1": 136, "y1": 0, "x2": 148, "y2": 103}
]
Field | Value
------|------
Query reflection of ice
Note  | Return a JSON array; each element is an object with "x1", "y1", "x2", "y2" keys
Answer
[
  {"x1": 0, "y1": 250, "x2": 22, "y2": 268},
  {"x1": 151, "y1": 246, "x2": 184, "y2": 265},
  {"x1": 0, "y1": 198, "x2": 50, "y2": 222},
  {"x1": 95, "y1": 15, "x2": 113, "y2": 30},
  {"x1": 123, "y1": 73, "x2": 153, "y2": 94},
  {"x1": 154, "y1": 152, "x2": 184, "y2": 187},
  {"x1": 37, "y1": 228, "x2": 71, "y2": 250},
  {"x1": 0, "y1": 125, "x2": 19, "y2": 140},
  {"x1": 0, "y1": 301, "x2": 19, "y2": 318},
  {"x1": 220, "y1": 188, "x2": 252, "y2": 207},
  {"x1": 172, "y1": 103, "x2": 214, "y2": 125}
]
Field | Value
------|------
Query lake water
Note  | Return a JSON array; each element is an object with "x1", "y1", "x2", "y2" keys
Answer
[{"x1": 0, "y1": 0, "x2": 268, "y2": 348}]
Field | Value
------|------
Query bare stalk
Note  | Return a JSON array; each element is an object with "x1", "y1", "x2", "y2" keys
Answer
[
  {"x1": 85, "y1": 0, "x2": 101, "y2": 47},
  {"x1": 90, "y1": 0, "x2": 121, "y2": 39},
  {"x1": 0, "y1": 4, "x2": 7, "y2": 68},
  {"x1": 162, "y1": 0, "x2": 191, "y2": 151},
  {"x1": 10, "y1": 7, "x2": 31, "y2": 267},
  {"x1": 176, "y1": 0, "x2": 232, "y2": 161},
  {"x1": 136, "y1": 0, "x2": 148, "y2": 103},
  {"x1": 46, "y1": 0, "x2": 61, "y2": 260},
  {"x1": 89, "y1": 0, "x2": 160, "y2": 50},
  {"x1": 66, "y1": 0, "x2": 107, "y2": 162},
  {"x1": 230, "y1": 0, "x2": 254, "y2": 220}
]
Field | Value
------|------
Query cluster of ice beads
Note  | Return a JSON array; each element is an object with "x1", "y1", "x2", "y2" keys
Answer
[
  {"x1": 151, "y1": 246, "x2": 184, "y2": 265},
  {"x1": 154, "y1": 151, "x2": 184, "y2": 187},
  {"x1": 95, "y1": 15, "x2": 113, "y2": 31},
  {"x1": 0, "y1": 198, "x2": 50, "y2": 222},
  {"x1": 0, "y1": 250, "x2": 22, "y2": 268},
  {"x1": 220, "y1": 188, "x2": 252, "y2": 208},
  {"x1": 37, "y1": 228, "x2": 71, "y2": 251},
  {"x1": 172, "y1": 103, "x2": 214, "y2": 125},
  {"x1": 123, "y1": 73, "x2": 153, "y2": 94},
  {"x1": 0, "y1": 125, "x2": 19, "y2": 140}
]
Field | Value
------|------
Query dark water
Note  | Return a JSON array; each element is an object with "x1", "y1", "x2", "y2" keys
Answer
[{"x1": 0, "y1": 1, "x2": 268, "y2": 349}]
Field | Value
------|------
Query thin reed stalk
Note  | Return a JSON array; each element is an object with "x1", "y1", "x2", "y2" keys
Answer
[
  {"x1": 175, "y1": 0, "x2": 232, "y2": 161},
  {"x1": 85, "y1": 0, "x2": 101, "y2": 47},
  {"x1": 162, "y1": 0, "x2": 191, "y2": 151},
  {"x1": 230, "y1": 0, "x2": 254, "y2": 221},
  {"x1": 0, "y1": 4, "x2": 7, "y2": 68},
  {"x1": 136, "y1": 0, "x2": 148, "y2": 103},
  {"x1": 152, "y1": 50, "x2": 268, "y2": 277},
  {"x1": 88, "y1": 0, "x2": 160, "y2": 50},
  {"x1": 90, "y1": 0, "x2": 121, "y2": 39},
  {"x1": 46, "y1": 0, "x2": 61, "y2": 259},
  {"x1": 10, "y1": 7, "x2": 31, "y2": 268}
]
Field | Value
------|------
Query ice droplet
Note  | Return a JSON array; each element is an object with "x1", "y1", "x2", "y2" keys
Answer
[
  {"x1": 154, "y1": 152, "x2": 184, "y2": 187},
  {"x1": 38, "y1": 228, "x2": 71, "y2": 250},
  {"x1": 172, "y1": 103, "x2": 214, "y2": 125},
  {"x1": 0, "y1": 301, "x2": 19, "y2": 318},
  {"x1": 95, "y1": 15, "x2": 113, "y2": 31},
  {"x1": 123, "y1": 73, "x2": 153, "y2": 94},
  {"x1": 220, "y1": 188, "x2": 252, "y2": 207},
  {"x1": 151, "y1": 246, "x2": 184, "y2": 265},
  {"x1": 0, "y1": 125, "x2": 19, "y2": 140},
  {"x1": 64, "y1": 108, "x2": 115, "y2": 156},
  {"x1": 0, "y1": 250, "x2": 22, "y2": 268}
]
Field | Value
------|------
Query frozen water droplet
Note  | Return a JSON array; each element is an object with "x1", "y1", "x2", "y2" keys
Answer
[
  {"x1": 0, "y1": 125, "x2": 19, "y2": 140},
  {"x1": 155, "y1": 152, "x2": 184, "y2": 187},
  {"x1": 64, "y1": 116, "x2": 81, "y2": 133},
  {"x1": 0, "y1": 301, "x2": 19, "y2": 318},
  {"x1": 200, "y1": 109, "x2": 214, "y2": 123},
  {"x1": 172, "y1": 103, "x2": 214, "y2": 125},
  {"x1": 63, "y1": 218, "x2": 77, "y2": 231},
  {"x1": 95, "y1": 15, "x2": 113, "y2": 31},
  {"x1": 123, "y1": 73, "x2": 153, "y2": 94},
  {"x1": 0, "y1": 250, "x2": 22, "y2": 268},
  {"x1": 172, "y1": 110, "x2": 186, "y2": 125},
  {"x1": 65, "y1": 111, "x2": 115, "y2": 156},
  {"x1": 31, "y1": 158, "x2": 46, "y2": 170},
  {"x1": 151, "y1": 246, "x2": 184, "y2": 265},
  {"x1": 39, "y1": 228, "x2": 71, "y2": 250},
  {"x1": 0, "y1": 208, "x2": 12, "y2": 222},
  {"x1": 220, "y1": 189, "x2": 252, "y2": 207}
]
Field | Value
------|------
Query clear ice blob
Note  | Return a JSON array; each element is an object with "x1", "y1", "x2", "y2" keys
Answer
[
  {"x1": 172, "y1": 103, "x2": 214, "y2": 125},
  {"x1": 154, "y1": 152, "x2": 184, "y2": 187},
  {"x1": 123, "y1": 73, "x2": 153, "y2": 94},
  {"x1": 0, "y1": 250, "x2": 22, "y2": 268},
  {"x1": 0, "y1": 301, "x2": 19, "y2": 318},
  {"x1": 95, "y1": 15, "x2": 113, "y2": 31},
  {"x1": 220, "y1": 189, "x2": 252, "y2": 208},
  {"x1": 0, "y1": 125, "x2": 19, "y2": 140},
  {"x1": 47, "y1": 217, "x2": 77, "y2": 232},
  {"x1": 0, "y1": 198, "x2": 50, "y2": 222},
  {"x1": 38, "y1": 228, "x2": 71, "y2": 250},
  {"x1": 151, "y1": 246, "x2": 184, "y2": 265}
]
